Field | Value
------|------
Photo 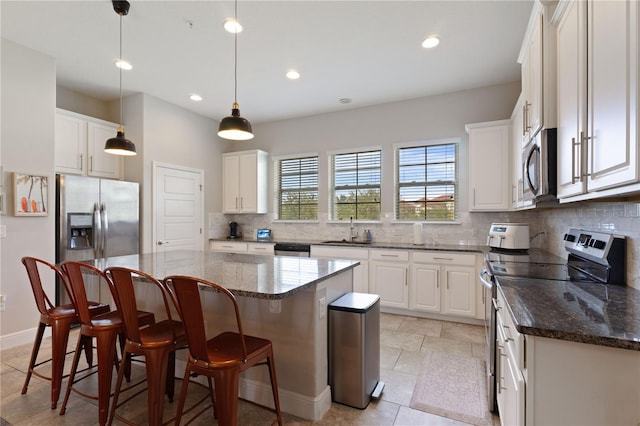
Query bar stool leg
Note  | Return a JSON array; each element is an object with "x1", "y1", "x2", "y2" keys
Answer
[
  {"x1": 21, "y1": 323, "x2": 46, "y2": 398},
  {"x1": 95, "y1": 329, "x2": 119, "y2": 426},
  {"x1": 49, "y1": 317, "x2": 74, "y2": 409}
]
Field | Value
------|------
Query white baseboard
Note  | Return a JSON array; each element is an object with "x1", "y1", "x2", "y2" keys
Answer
[
  {"x1": 0, "y1": 326, "x2": 46, "y2": 351},
  {"x1": 174, "y1": 359, "x2": 331, "y2": 421}
]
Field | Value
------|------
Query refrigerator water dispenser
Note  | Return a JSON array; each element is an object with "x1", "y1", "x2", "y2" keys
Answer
[{"x1": 67, "y1": 213, "x2": 93, "y2": 250}]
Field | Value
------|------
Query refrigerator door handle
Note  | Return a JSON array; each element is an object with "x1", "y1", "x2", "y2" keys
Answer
[
  {"x1": 101, "y1": 202, "x2": 108, "y2": 258},
  {"x1": 93, "y1": 202, "x2": 102, "y2": 258}
]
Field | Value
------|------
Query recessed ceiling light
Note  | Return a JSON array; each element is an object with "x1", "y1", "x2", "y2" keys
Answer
[
  {"x1": 223, "y1": 18, "x2": 242, "y2": 33},
  {"x1": 190, "y1": 94, "x2": 203, "y2": 101},
  {"x1": 115, "y1": 59, "x2": 132, "y2": 70},
  {"x1": 422, "y1": 36, "x2": 440, "y2": 49},
  {"x1": 286, "y1": 70, "x2": 300, "y2": 80},
  {"x1": 339, "y1": 98, "x2": 352, "y2": 104}
]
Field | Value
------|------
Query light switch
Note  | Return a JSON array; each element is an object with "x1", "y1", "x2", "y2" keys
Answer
[{"x1": 0, "y1": 225, "x2": 6, "y2": 238}]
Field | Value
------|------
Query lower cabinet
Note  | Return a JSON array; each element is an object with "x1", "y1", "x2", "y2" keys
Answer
[
  {"x1": 210, "y1": 241, "x2": 275, "y2": 255},
  {"x1": 310, "y1": 245, "x2": 369, "y2": 293},
  {"x1": 410, "y1": 251, "x2": 477, "y2": 318},
  {"x1": 369, "y1": 249, "x2": 409, "y2": 308}
]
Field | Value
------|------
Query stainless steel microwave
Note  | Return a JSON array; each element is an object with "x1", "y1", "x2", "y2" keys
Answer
[{"x1": 522, "y1": 128, "x2": 557, "y2": 202}]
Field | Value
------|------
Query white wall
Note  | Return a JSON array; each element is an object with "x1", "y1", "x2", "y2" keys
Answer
[
  {"x1": 56, "y1": 86, "x2": 116, "y2": 123},
  {"x1": 0, "y1": 39, "x2": 56, "y2": 344}
]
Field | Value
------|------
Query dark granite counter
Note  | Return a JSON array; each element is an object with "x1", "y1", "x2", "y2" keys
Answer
[
  {"x1": 210, "y1": 237, "x2": 488, "y2": 254},
  {"x1": 88, "y1": 249, "x2": 358, "y2": 300},
  {"x1": 496, "y1": 276, "x2": 640, "y2": 351}
]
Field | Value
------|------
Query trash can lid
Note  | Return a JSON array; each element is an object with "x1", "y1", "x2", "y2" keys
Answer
[{"x1": 329, "y1": 292, "x2": 380, "y2": 313}]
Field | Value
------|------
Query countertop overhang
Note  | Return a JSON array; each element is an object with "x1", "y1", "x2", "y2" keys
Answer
[{"x1": 89, "y1": 250, "x2": 359, "y2": 300}]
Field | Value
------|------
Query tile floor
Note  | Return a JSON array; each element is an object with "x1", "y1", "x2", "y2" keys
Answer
[{"x1": 0, "y1": 313, "x2": 498, "y2": 425}]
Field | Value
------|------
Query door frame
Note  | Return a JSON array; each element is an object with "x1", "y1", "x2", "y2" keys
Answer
[{"x1": 151, "y1": 161, "x2": 205, "y2": 253}]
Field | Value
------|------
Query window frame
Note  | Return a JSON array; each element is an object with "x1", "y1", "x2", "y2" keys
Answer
[
  {"x1": 273, "y1": 153, "x2": 319, "y2": 222},
  {"x1": 328, "y1": 146, "x2": 383, "y2": 221},
  {"x1": 394, "y1": 138, "x2": 459, "y2": 222}
]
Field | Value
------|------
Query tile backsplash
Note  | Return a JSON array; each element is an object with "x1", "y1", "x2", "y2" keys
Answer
[{"x1": 209, "y1": 200, "x2": 640, "y2": 289}]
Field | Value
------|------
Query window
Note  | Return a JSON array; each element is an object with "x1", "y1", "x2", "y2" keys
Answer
[
  {"x1": 330, "y1": 149, "x2": 381, "y2": 220},
  {"x1": 396, "y1": 141, "x2": 457, "y2": 221},
  {"x1": 275, "y1": 156, "x2": 318, "y2": 220}
]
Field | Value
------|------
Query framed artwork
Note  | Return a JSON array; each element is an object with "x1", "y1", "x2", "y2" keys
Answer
[{"x1": 14, "y1": 172, "x2": 48, "y2": 216}]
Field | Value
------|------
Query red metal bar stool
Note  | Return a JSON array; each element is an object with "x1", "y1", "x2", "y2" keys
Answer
[
  {"x1": 105, "y1": 266, "x2": 188, "y2": 426},
  {"x1": 165, "y1": 275, "x2": 282, "y2": 426},
  {"x1": 20, "y1": 256, "x2": 110, "y2": 409},
  {"x1": 58, "y1": 261, "x2": 155, "y2": 426}
]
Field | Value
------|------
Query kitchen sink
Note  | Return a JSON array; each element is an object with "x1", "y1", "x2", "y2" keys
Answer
[{"x1": 322, "y1": 240, "x2": 371, "y2": 245}]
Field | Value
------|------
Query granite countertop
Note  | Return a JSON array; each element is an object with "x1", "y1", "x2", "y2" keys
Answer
[
  {"x1": 210, "y1": 237, "x2": 488, "y2": 254},
  {"x1": 496, "y1": 276, "x2": 640, "y2": 351},
  {"x1": 89, "y1": 250, "x2": 359, "y2": 300}
]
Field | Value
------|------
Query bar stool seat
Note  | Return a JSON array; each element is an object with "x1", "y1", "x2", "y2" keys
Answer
[{"x1": 20, "y1": 256, "x2": 110, "y2": 409}]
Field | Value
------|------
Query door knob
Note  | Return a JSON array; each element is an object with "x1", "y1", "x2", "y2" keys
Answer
[{"x1": 157, "y1": 241, "x2": 163, "y2": 245}]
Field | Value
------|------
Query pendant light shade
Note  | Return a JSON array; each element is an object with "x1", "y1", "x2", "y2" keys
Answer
[
  {"x1": 104, "y1": 126, "x2": 137, "y2": 155},
  {"x1": 218, "y1": 0, "x2": 254, "y2": 141},
  {"x1": 218, "y1": 103, "x2": 254, "y2": 140},
  {"x1": 105, "y1": 0, "x2": 137, "y2": 156}
]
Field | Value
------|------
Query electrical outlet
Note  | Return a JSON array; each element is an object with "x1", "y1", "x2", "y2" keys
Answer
[
  {"x1": 0, "y1": 295, "x2": 6, "y2": 311},
  {"x1": 0, "y1": 225, "x2": 6, "y2": 238},
  {"x1": 269, "y1": 300, "x2": 281, "y2": 314}
]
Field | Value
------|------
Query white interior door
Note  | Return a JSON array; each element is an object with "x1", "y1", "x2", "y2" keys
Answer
[{"x1": 153, "y1": 162, "x2": 204, "y2": 252}]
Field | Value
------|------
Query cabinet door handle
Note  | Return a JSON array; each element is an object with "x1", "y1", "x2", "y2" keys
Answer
[
  {"x1": 581, "y1": 131, "x2": 592, "y2": 178},
  {"x1": 524, "y1": 101, "x2": 532, "y2": 132},
  {"x1": 79, "y1": 153, "x2": 83, "y2": 170},
  {"x1": 380, "y1": 254, "x2": 399, "y2": 258},
  {"x1": 433, "y1": 257, "x2": 453, "y2": 261},
  {"x1": 235, "y1": 197, "x2": 239, "y2": 209},
  {"x1": 436, "y1": 270, "x2": 439, "y2": 288},
  {"x1": 89, "y1": 155, "x2": 93, "y2": 172},
  {"x1": 522, "y1": 103, "x2": 528, "y2": 136}
]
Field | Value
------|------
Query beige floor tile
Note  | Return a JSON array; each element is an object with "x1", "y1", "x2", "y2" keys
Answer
[
  {"x1": 380, "y1": 345, "x2": 402, "y2": 370},
  {"x1": 441, "y1": 321, "x2": 485, "y2": 344},
  {"x1": 395, "y1": 406, "x2": 474, "y2": 425},
  {"x1": 380, "y1": 313, "x2": 405, "y2": 331},
  {"x1": 380, "y1": 330, "x2": 424, "y2": 352},
  {"x1": 420, "y1": 336, "x2": 474, "y2": 357},
  {"x1": 393, "y1": 350, "x2": 427, "y2": 375},
  {"x1": 398, "y1": 316, "x2": 443, "y2": 337},
  {"x1": 379, "y1": 368, "x2": 418, "y2": 407}
]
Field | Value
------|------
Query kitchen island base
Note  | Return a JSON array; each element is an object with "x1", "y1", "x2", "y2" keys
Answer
[{"x1": 174, "y1": 268, "x2": 353, "y2": 421}]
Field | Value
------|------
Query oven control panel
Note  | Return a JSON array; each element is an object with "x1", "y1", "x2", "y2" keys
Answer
[{"x1": 563, "y1": 228, "x2": 624, "y2": 264}]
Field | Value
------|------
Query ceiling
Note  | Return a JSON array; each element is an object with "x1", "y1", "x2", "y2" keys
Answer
[{"x1": 1, "y1": 1, "x2": 533, "y2": 124}]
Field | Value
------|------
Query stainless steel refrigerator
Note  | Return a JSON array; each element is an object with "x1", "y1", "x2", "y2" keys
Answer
[{"x1": 55, "y1": 174, "x2": 139, "y2": 305}]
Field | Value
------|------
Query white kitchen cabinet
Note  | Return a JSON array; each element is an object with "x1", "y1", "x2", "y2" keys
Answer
[
  {"x1": 310, "y1": 245, "x2": 369, "y2": 293},
  {"x1": 247, "y1": 242, "x2": 275, "y2": 255},
  {"x1": 410, "y1": 251, "x2": 476, "y2": 318},
  {"x1": 222, "y1": 150, "x2": 268, "y2": 213},
  {"x1": 555, "y1": 0, "x2": 639, "y2": 200},
  {"x1": 209, "y1": 240, "x2": 248, "y2": 253},
  {"x1": 495, "y1": 290, "x2": 525, "y2": 426},
  {"x1": 369, "y1": 249, "x2": 409, "y2": 309},
  {"x1": 466, "y1": 120, "x2": 511, "y2": 211},
  {"x1": 519, "y1": 1, "x2": 557, "y2": 146},
  {"x1": 55, "y1": 109, "x2": 122, "y2": 179}
]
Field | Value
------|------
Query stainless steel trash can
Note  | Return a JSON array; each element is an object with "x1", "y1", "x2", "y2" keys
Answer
[{"x1": 329, "y1": 292, "x2": 383, "y2": 409}]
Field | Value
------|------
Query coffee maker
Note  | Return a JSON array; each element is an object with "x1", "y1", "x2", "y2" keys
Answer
[{"x1": 228, "y1": 221, "x2": 239, "y2": 239}]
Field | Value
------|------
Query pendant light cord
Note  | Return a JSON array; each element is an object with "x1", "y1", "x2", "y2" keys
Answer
[
  {"x1": 234, "y1": 0, "x2": 238, "y2": 105},
  {"x1": 119, "y1": 14, "x2": 124, "y2": 126}
]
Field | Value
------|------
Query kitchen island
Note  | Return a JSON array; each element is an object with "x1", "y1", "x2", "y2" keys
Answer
[{"x1": 89, "y1": 250, "x2": 359, "y2": 421}]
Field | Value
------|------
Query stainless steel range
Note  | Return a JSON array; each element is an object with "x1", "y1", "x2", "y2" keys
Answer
[{"x1": 479, "y1": 227, "x2": 626, "y2": 413}]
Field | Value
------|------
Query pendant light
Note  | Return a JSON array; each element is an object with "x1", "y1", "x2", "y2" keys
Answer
[
  {"x1": 104, "y1": 0, "x2": 137, "y2": 156},
  {"x1": 217, "y1": 0, "x2": 254, "y2": 141}
]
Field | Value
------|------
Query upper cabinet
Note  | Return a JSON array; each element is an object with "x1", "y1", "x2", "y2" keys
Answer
[
  {"x1": 222, "y1": 149, "x2": 269, "y2": 214},
  {"x1": 519, "y1": 1, "x2": 557, "y2": 146},
  {"x1": 466, "y1": 120, "x2": 511, "y2": 211},
  {"x1": 554, "y1": 0, "x2": 639, "y2": 200},
  {"x1": 55, "y1": 109, "x2": 122, "y2": 179}
]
